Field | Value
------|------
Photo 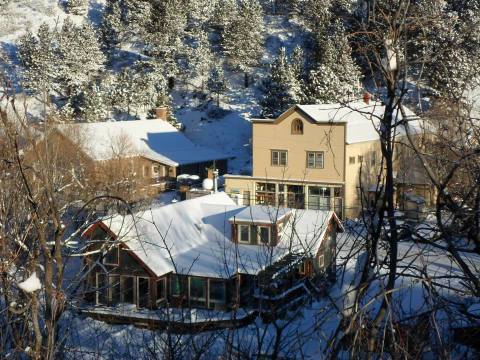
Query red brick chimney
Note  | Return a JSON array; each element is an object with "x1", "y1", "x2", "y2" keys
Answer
[
  {"x1": 363, "y1": 92, "x2": 371, "y2": 105},
  {"x1": 155, "y1": 106, "x2": 168, "y2": 121}
]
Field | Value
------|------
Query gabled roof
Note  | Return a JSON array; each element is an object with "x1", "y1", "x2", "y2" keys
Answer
[
  {"x1": 56, "y1": 119, "x2": 229, "y2": 167},
  {"x1": 87, "y1": 192, "x2": 342, "y2": 279},
  {"x1": 252, "y1": 102, "x2": 425, "y2": 144}
]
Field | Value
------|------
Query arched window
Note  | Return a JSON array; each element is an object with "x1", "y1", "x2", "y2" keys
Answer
[{"x1": 291, "y1": 119, "x2": 303, "y2": 135}]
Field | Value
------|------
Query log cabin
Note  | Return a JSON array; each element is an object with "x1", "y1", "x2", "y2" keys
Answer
[{"x1": 81, "y1": 192, "x2": 343, "y2": 318}]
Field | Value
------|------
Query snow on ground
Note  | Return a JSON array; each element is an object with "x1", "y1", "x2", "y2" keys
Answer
[{"x1": 174, "y1": 15, "x2": 307, "y2": 174}]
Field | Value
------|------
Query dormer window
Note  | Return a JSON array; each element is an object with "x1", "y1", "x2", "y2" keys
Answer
[
  {"x1": 291, "y1": 119, "x2": 303, "y2": 135},
  {"x1": 238, "y1": 225, "x2": 250, "y2": 243},
  {"x1": 258, "y1": 226, "x2": 270, "y2": 244}
]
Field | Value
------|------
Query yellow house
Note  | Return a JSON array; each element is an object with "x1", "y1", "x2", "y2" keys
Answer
[{"x1": 224, "y1": 102, "x2": 428, "y2": 218}]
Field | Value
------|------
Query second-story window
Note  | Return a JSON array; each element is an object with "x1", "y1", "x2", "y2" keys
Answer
[
  {"x1": 307, "y1": 152, "x2": 324, "y2": 169},
  {"x1": 258, "y1": 226, "x2": 270, "y2": 244},
  {"x1": 291, "y1": 119, "x2": 303, "y2": 134},
  {"x1": 271, "y1": 150, "x2": 288, "y2": 166},
  {"x1": 349, "y1": 156, "x2": 356, "y2": 165}
]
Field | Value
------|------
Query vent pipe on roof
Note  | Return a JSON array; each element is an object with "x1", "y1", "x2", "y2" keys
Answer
[{"x1": 155, "y1": 106, "x2": 168, "y2": 121}]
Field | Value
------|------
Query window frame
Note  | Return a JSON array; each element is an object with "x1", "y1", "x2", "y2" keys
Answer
[
  {"x1": 136, "y1": 276, "x2": 150, "y2": 309},
  {"x1": 271, "y1": 150, "x2": 288, "y2": 166},
  {"x1": 189, "y1": 276, "x2": 207, "y2": 307},
  {"x1": 349, "y1": 156, "x2": 356, "y2": 165},
  {"x1": 238, "y1": 224, "x2": 251, "y2": 244},
  {"x1": 318, "y1": 254, "x2": 325, "y2": 269},
  {"x1": 95, "y1": 273, "x2": 107, "y2": 305},
  {"x1": 208, "y1": 279, "x2": 226, "y2": 309},
  {"x1": 357, "y1": 155, "x2": 364, "y2": 163},
  {"x1": 306, "y1": 151, "x2": 324, "y2": 169},
  {"x1": 156, "y1": 277, "x2": 166, "y2": 306},
  {"x1": 291, "y1": 119, "x2": 304, "y2": 135},
  {"x1": 257, "y1": 225, "x2": 271, "y2": 244},
  {"x1": 103, "y1": 244, "x2": 119, "y2": 266},
  {"x1": 120, "y1": 275, "x2": 135, "y2": 304}
]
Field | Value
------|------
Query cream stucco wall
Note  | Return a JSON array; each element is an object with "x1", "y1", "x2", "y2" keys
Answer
[
  {"x1": 252, "y1": 110, "x2": 346, "y2": 184},
  {"x1": 344, "y1": 140, "x2": 382, "y2": 218}
]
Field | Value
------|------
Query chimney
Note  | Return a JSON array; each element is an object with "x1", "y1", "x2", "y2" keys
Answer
[
  {"x1": 155, "y1": 106, "x2": 168, "y2": 121},
  {"x1": 363, "y1": 92, "x2": 371, "y2": 105}
]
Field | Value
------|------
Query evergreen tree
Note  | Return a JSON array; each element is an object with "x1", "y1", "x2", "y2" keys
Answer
[
  {"x1": 78, "y1": 81, "x2": 110, "y2": 122},
  {"x1": 101, "y1": 0, "x2": 123, "y2": 51},
  {"x1": 58, "y1": 19, "x2": 106, "y2": 96},
  {"x1": 222, "y1": 0, "x2": 264, "y2": 79},
  {"x1": 65, "y1": 0, "x2": 88, "y2": 15},
  {"x1": 207, "y1": 62, "x2": 228, "y2": 106},
  {"x1": 212, "y1": 0, "x2": 238, "y2": 29},
  {"x1": 184, "y1": 30, "x2": 213, "y2": 90},
  {"x1": 306, "y1": 21, "x2": 361, "y2": 103},
  {"x1": 260, "y1": 47, "x2": 302, "y2": 117}
]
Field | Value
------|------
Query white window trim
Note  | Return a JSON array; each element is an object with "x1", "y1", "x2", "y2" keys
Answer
[
  {"x1": 257, "y1": 226, "x2": 271, "y2": 244},
  {"x1": 208, "y1": 279, "x2": 226, "y2": 306},
  {"x1": 307, "y1": 151, "x2": 324, "y2": 169},
  {"x1": 136, "y1": 276, "x2": 150, "y2": 309},
  {"x1": 95, "y1": 273, "x2": 104, "y2": 305},
  {"x1": 238, "y1": 224, "x2": 251, "y2": 244},
  {"x1": 318, "y1": 254, "x2": 324, "y2": 268},
  {"x1": 103, "y1": 244, "x2": 119, "y2": 266},
  {"x1": 188, "y1": 277, "x2": 207, "y2": 303},
  {"x1": 156, "y1": 278, "x2": 166, "y2": 305},
  {"x1": 120, "y1": 275, "x2": 135, "y2": 304},
  {"x1": 271, "y1": 150, "x2": 288, "y2": 166}
]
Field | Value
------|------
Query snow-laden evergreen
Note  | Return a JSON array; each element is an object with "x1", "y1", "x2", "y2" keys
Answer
[
  {"x1": 65, "y1": 0, "x2": 88, "y2": 15},
  {"x1": 207, "y1": 61, "x2": 228, "y2": 107},
  {"x1": 260, "y1": 47, "x2": 303, "y2": 117},
  {"x1": 222, "y1": 0, "x2": 265, "y2": 74}
]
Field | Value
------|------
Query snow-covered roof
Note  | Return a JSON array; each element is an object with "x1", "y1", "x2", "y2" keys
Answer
[
  {"x1": 255, "y1": 102, "x2": 425, "y2": 144},
  {"x1": 229, "y1": 206, "x2": 291, "y2": 224},
  {"x1": 56, "y1": 119, "x2": 229, "y2": 167},
  {"x1": 92, "y1": 192, "x2": 340, "y2": 279}
]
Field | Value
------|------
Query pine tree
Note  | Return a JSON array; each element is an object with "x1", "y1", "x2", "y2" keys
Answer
[
  {"x1": 78, "y1": 81, "x2": 110, "y2": 122},
  {"x1": 65, "y1": 0, "x2": 88, "y2": 15},
  {"x1": 207, "y1": 62, "x2": 228, "y2": 106},
  {"x1": 306, "y1": 20, "x2": 361, "y2": 103},
  {"x1": 260, "y1": 47, "x2": 302, "y2": 117},
  {"x1": 58, "y1": 19, "x2": 106, "y2": 97},
  {"x1": 184, "y1": 30, "x2": 213, "y2": 90},
  {"x1": 101, "y1": 0, "x2": 123, "y2": 51},
  {"x1": 222, "y1": 0, "x2": 264, "y2": 77},
  {"x1": 212, "y1": 0, "x2": 238, "y2": 29}
]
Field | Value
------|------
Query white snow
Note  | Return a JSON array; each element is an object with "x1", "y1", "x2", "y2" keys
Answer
[
  {"x1": 56, "y1": 119, "x2": 229, "y2": 166},
  {"x1": 296, "y1": 102, "x2": 424, "y2": 144},
  {"x1": 90, "y1": 192, "x2": 338, "y2": 279},
  {"x1": 18, "y1": 272, "x2": 41, "y2": 293}
]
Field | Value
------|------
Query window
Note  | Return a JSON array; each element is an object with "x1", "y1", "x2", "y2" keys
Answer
[
  {"x1": 243, "y1": 190, "x2": 251, "y2": 206},
  {"x1": 156, "y1": 278, "x2": 166, "y2": 305},
  {"x1": 209, "y1": 280, "x2": 226, "y2": 309},
  {"x1": 143, "y1": 165, "x2": 151, "y2": 178},
  {"x1": 271, "y1": 150, "x2": 288, "y2": 166},
  {"x1": 137, "y1": 277, "x2": 150, "y2": 308},
  {"x1": 120, "y1": 275, "x2": 135, "y2": 304},
  {"x1": 258, "y1": 226, "x2": 270, "y2": 244},
  {"x1": 104, "y1": 245, "x2": 119, "y2": 266},
  {"x1": 171, "y1": 275, "x2": 185, "y2": 297},
  {"x1": 306, "y1": 152, "x2": 324, "y2": 169},
  {"x1": 291, "y1": 119, "x2": 303, "y2": 134},
  {"x1": 109, "y1": 275, "x2": 120, "y2": 305},
  {"x1": 189, "y1": 277, "x2": 207, "y2": 307},
  {"x1": 96, "y1": 273, "x2": 107, "y2": 305},
  {"x1": 358, "y1": 155, "x2": 363, "y2": 163},
  {"x1": 238, "y1": 224, "x2": 250, "y2": 244},
  {"x1": 153, "y1": 166, "x2": 160, "y2": 175},
  {"x1": 298, "y1": 261, "x2": 305, "y2": 275},
  {"x1": 318, "y1": 254, "x2": 324, "y2": 269},
  {"x1": 349, "y1": 156, "x2": 355, "y2": 165}
]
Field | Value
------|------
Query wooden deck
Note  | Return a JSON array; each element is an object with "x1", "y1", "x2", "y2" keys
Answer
[{"x1": 80, "y1": 306, "x2": 258, "y2": 333}]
